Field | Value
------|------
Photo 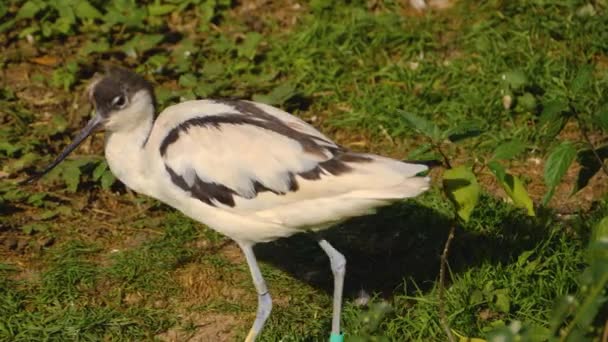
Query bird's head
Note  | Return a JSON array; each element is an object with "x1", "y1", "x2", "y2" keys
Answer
[
  {"x1": 24, "y1": 66, "x2": 155, "y2": 183},
  {"x1": 87, "y1": 66, "x2": 156, "y2": 132}
]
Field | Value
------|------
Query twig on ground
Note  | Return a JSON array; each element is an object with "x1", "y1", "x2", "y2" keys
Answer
[{"x1": 573, "y1": 109, "x2": 608, "y2": 177}]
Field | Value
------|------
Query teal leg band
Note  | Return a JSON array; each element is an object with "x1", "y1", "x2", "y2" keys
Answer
[{"x1": 330, "y1": 332, "x2": 344, "y2": 342}]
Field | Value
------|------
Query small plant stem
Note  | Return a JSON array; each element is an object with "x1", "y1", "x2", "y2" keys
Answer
[
  {"x1": 602, "y1": 319, "x2": 608, "y2": 342},
  {"x1": 439, "y1": 223, "x2": 456, "y2": 342},
  {"x1": 573, "y1": 108, "x2": 608, "y2": 177},
  {"x1": 434, "y1": 142, "x2": 452, "y2": 169},
  {"x1": 560, "y1": 271, "x2": 608, "y2": 341}
]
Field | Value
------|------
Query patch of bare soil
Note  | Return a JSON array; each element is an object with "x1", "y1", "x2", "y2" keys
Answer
[
  {"x1": 175, "y1": 257, "x2": 250, "y2": 304},
  {"x1": 157, "y1": 312, "x2": 240, "y2": 342},
  {"x1": 232, "y1": 0, "x2": 306, "y2": 32}
]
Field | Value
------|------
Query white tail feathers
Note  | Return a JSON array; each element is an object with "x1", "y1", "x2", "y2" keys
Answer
[{"x1": 350, "y1": 176, "x2": 431, "y2": 200}]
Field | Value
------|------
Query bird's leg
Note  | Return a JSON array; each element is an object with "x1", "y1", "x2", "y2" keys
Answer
[
  {"x1": 318, "y1": 239, "x2": 346, "y2": 338},
  {"x1": 239, "y1": 243, "x2": 272, "y2": 342}
]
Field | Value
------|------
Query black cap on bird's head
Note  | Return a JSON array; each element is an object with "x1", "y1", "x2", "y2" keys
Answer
[
  {"x1": 23, "y1": 66, "x2": 155, "y2": 184},
  {"x1": 88, "y1": 66, "x2": 156, "y2": 118}
]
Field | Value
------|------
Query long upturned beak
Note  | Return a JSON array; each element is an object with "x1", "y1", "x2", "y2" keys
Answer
[{"x1": 23, "y1": 114, "x2": 104, "y2": 184}]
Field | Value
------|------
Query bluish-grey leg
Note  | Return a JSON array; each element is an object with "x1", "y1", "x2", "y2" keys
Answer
[
  {"x1": 239, "y1": 243, "x2": 272, "y2": 342},
  {"x1": 318, "y1": 239, "x2": 346, "y2": 338}
]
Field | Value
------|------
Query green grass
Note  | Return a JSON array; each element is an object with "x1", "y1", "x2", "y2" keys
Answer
[{"x1": 1, "y1": 0, "x2": 608, "y2": 341}]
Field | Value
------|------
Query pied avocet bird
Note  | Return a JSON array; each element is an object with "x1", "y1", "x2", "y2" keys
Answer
[{"x1": 27, "y1": 66, "x2": 430, "y2": 341}]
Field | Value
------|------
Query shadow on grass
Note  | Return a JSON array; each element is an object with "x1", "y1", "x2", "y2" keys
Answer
[{"x1": 255, "y1": 195, "x2": 544, "y2": 298}]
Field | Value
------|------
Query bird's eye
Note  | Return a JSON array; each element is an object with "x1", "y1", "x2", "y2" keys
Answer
[{"x1": 111, "y1": 95, "x2": 127, "y2": 109}]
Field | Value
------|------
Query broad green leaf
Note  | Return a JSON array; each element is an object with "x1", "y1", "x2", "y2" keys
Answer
[
  {"x1": 520, "y1": 325, "x2": 551, "y2": 342},
  {"x1": 0, "y1": 2, "x2": 7, "y2": 17},
  {"x1": 75, "y1": 1, "x2": 102, "y2": 19},
  {"x1": 492, "y1": 140, "x2": 526, "y2": 161},
  {"x1": 27, "y1": 192, "x2": 47, "y2": 207},
  {"x1": 120, "y1": 34, "x2": 164, "y2": 58},
  {"x1": 92, "y1": 161, "x2": 108, "y2": 181},
  {"x1": 538, "y1": 98, "x2": 568, "y2": 139},
  {"x1": 178, "y1": 73, "x2": 198, "y2": 88},
  {"x1": 202, "y1": 61, "x2": 225, "y2": 78},
  {"x1": 0, "y1": 142, "x2": 22, "y2": 157},
  {"x1": 62, "y1": 163, "x2": 81, "y2": 193},
  {"x1": 592, "y1": 217, "x2": 608, "y2": 243},
  {"x1": 516, "y1": 92, "x2": 536, "y2": 112},
  {"x1": 252, "y1": 83, "x2": 297, "y2": 105},
  {"x1": 516, "y1": 250, "x2": 534, "y2": 267},
  {"x1": 594, "y1": 103, "x2": 608, "y2": 131},
  {"x1": 79, "y1": 39, "x2": 110, "y2": 55},
  {"x1": 501, "y1": 70, "x2": 527, "y2": 89},
  {"x1": 443, "y1": 166, "x2": 480, "y2": 222},
  {"x1": 16, "y1": 0, "x2": 46, "y2": 20},
  {"x1": 148, "y1": 4, "x2": 176, "y2": 16},
  {"x1": 406, "y1": 143, "x2": 442, "y2": 162},
  {"x1": 238, "y1": 32, "x2": 263, "y2": 60},
  {"x1": 543, "y1": 142, "x2": 577, "y2": 205},
  {"x1": 539, "y1": 99, "x2": 568, "y2": 127},
  {"x1": 451, "y1": 329, "x2": 486, "y2": 342},
  {"x1": 446, "y1": 121, "x2": 482, "y2": 143},
  {"x1": 100, "y1": 171, "x2": 116, "y2": 190},
  {"x1": 22, "y1": 223, "x2": 48, "y2": 235},
  {"x1": 4, "y1": 152, "x2": 39, "y2": 173},
  {"x1": 571, "y1": 64, "x2": 593, "y2": 95},
  {"x1": 488, "y1": 161, "x2": 535, "y2": 216},
  {"x1": 494, "y1": 289, "x2": 511, "y2": 313},
  {"x1": 0, "y1": 19, "x2": 15, "y2": 33},
  {"x1": 398, "y1": 110, "x2": 441, "y2": 141},
  {"x1": 103, "y1": 0, "x2": 146, "y2": 28}
]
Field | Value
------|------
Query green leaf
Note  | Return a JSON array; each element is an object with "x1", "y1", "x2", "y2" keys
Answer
[
  {"x1": 62, "y1": 163, "x2": 81, "y2": 193},
  {"x1": 179, "y1": 73, "x2": 199, "y2": 88},
  {"x1": 406, "y1": 143, "x2": 441, "y2": 162},
  {"x1": 594, "y1": 103, "x2": 608, "y2": 131},
  {"x1": 571, "y1": 64, "x2": 593, "y2": 95},
  {"x1": 79, "y1": 39, "x2": 110, "y2": 56},
  {"x1": 446, "y1": 121, "x2": 482, "y2": 143},
  {"x1": 0, "y1": 142, "x2": 22, "y2": 157},
  {"x1": 542, "y1": 142, "x2": 577, "y2": 205},
  {"x1": 202, "y1": 61, "x2": 225, "y2": 79},
  {"x1": 0, "y1": 2, "x2": 7, "y2": 17},
  {"x1": 22, "y1": 223, "x2": 48, "y2": 235},
  {"x1": 237, "y1": 32, "x2": 263, "y2": 60},
  {"x1": 0, "y1": 19, "x2": 16, "y2": 33},
  {"x1": 538, "y1": 98, "x2": 568, "y2": 139},
  {"x1": 120, "y1": 34, "x2": 164, "y2": 58},
  {"x1": 501, "y1": 70, "x2": 527, "y2": 89},
  {"x1": 488, "y1": 161, "x2": 535, "y2": 216},
  {"x1": 592, "y1": 217, "x2": 608, "y2": 244},
  {"x1": 494, "y1": 289, "x2": 511, "y2": 313},
  {"x1": 92, "y1": 161, "x2": 108, "y2": 181},
  {"x1": 252, "y1": 83, "x2": 297, "y2": 105},
  {"x1": 516, "y1": 92, "x2": 536, "y2": 112},
  {"x1": 4, "y1": 152, "x2": 39, "y2": 174},
  {"x1": 100, "y1": 171, "x2": 116, "y2": 190},
  {"x1": 27, "y1": 192, "x2": 47, "y2": 207},
  {"x1": 75, "y1": 1, "x2": 102, "y2": 20},
  {"x1": 492, "y1": 140, "x2": 526, "y2": 161},
  {"x1": 398, "y1": 110, "x2": 441, "y2": 141},
  {"x1": 16, "y1": 0, "x2": 46, "y2": 20},
  {"x1": 443, "y1": 166, "x2": 480, "y2": 222},
  {"x1": 148, "y1": 4, "x2": 176, "y2": 16}
]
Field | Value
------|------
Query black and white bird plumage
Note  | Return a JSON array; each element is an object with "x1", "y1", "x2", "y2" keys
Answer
[{"x1": 29, "y1": 66, "x2": 430, "y2": 341}]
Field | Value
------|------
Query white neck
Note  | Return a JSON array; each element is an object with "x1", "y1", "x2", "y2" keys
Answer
[{"x1": 104, "y1": 115, "x2": 154, "y2": 195}]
